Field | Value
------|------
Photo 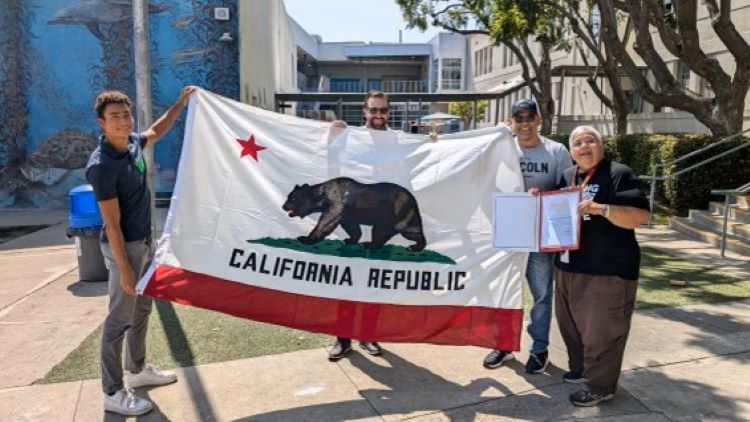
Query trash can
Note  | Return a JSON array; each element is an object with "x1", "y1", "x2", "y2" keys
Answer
[{"x1": 68, "y1": 184, "x2": 108, "y2": 282}]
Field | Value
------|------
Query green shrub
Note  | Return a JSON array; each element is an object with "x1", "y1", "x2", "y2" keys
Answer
[
  {"x1": 659, "y1": 134, "x2": 750, "y2": 215},
  {"x1": 550, "y1": 131, "x2": 750, "y2": 215}
]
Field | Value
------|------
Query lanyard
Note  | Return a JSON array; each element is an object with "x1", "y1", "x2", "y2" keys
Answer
[{"x1": 570, "y1": 165, "x2": 597, "y2": 191}]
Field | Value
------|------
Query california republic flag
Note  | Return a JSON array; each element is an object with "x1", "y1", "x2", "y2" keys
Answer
[{"x1": 137, "y1": 89, "x2": 527, "y2": 350}]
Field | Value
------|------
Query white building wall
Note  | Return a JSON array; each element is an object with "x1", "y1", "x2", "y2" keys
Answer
[{"x1": 238, "y1": 0, "x2": 297, "y2": 111}]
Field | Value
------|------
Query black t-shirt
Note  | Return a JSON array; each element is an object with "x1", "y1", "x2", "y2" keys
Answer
[
  {"x1": 85, "y1": 133, "x2": 151, "y2": 243},
  {"x1": 554, "y1": 159, "x2": 650, "y2": 280}
]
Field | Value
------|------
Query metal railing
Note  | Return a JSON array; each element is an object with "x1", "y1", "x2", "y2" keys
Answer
[
  {"x1": 711, "y1": 183, "x2": 750, "y2": 257},
  {"x1": 325, "y1": 79, "x2": 428, "y2": 93},
  {"x1": 382, "y1": 80, "x2": 428, "y2": 93},
  {"x1": 639, "y1": 127, "x2": 750, "y2": 227}
]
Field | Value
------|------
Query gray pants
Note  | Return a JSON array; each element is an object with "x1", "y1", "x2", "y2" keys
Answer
[{"x1": 100, "y1": 239, "x2": 154, "y2": 395}]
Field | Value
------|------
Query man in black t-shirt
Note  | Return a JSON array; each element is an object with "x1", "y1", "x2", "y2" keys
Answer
[
  {"x1": 86, "y1": 87, "x2": 195, "y2": 416},
  {"x1": 553, "y1": 125, "x2": 650, "y2": 408}
]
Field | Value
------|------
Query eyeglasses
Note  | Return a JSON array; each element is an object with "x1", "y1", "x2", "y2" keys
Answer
[
  {"x1": 512, "y1": 115, "x2": 536, "y2": 123},
  {"x1": 571, "y1": 137, "x2": 600, "y2": 148},
  {"x1": 367, "y1": 107, "x2": 389, "y2": 115}
]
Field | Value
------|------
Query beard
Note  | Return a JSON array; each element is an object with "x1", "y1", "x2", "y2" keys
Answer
[{"x1": 368, "y1": 117, "x2": 387, "y2": 130}]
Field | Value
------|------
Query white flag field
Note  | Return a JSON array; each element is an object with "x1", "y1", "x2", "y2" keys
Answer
[{"x1": 137, "y1": 89, "x2": 528, "y2": 350}]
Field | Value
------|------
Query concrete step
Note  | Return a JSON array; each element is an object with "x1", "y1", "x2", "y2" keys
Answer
[
  {"x1": 708, "y1": 202, "x2": 750, "y2": 224},
  {"x1": 689, "y1": 210, "x2": 750, "y2": 240},
  {"x1": 670, "y1": 216, "x2": 750, "y2": 256}
]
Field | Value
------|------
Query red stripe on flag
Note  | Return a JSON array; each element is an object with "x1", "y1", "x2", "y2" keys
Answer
[{"x1": 144, "y1": 265, "x2": 522, "y2": 350}]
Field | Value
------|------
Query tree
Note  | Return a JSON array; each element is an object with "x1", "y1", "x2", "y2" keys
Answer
[
  {"x1": 540, "y1": 1, "x2": 631, "y2": 134},
  {"x1": 449, "y1": 100, "x2": 487, "y2": 128},
  {"x1": 397, "y1": 0, "x2": 569, "y2": 135},
  {"x1": 597, "y1": 0, "x2": 750, "y2": 137}
]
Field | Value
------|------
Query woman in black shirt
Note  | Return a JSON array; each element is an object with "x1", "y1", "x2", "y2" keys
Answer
[{"x1": 554, "y1": 125, "x2": 650, "y2": 407}]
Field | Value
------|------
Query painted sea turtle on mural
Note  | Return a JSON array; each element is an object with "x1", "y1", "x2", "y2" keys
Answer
[
  {"x1": 0, "y1": 128, "x2": 96, "y2": 188},
  {"x1": 18, "y1": 128, "x2": 97, "y2": 185},
  {"x1": 27, "y1": 128, "x2": 98, "y2": 170},
  {"x1": 47, "y1": 0, "x2": 170, "y2": 41}
]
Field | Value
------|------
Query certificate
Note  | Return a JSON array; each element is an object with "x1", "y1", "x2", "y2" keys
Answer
[
  {"x1": 539, "y1": 189, "x2": 581, "y2": 252},
  {"x1": 492, "y1": 189, "x2": 581, "y2": 252},
  {"x1": 493, "y1": 192, "x2": 539, "y2": 251}
]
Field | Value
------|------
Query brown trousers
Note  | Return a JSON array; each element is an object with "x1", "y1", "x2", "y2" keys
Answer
[{"x1": 554, "y1": 268, "x2": 638, "y2": 395}]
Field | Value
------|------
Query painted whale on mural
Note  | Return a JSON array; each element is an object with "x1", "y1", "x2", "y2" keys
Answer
[{"x1": 47, "y1": 0, "x2": 169, "y2": 41}]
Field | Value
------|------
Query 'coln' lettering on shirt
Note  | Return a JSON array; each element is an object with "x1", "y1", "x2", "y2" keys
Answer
[{"x1": 516, "y1": 137, "x2": 573, "y2": 192}]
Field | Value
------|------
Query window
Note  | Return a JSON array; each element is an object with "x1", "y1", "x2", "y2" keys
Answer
[
  {"x1": 432, "y1": 59, "x2": 439, "y2": 91},
  {"x1": 441, "y1": 58, "x2": 462, "y2": 90},
  {"x1": 330, "y1": 78, "x2": 361, "y2": 92},
  {"x1": 679, "y1": 62, "x2": 691, "y2": 89},
  {"x1": 474, "y1": 47, "x2": 495, "y2": 77},
  {"x1": 626, "y1": 90, "x2": 643, "y2": 113}
]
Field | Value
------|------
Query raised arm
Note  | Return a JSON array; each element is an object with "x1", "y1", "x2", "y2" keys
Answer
[{"x1": 141, "y1": 86, "x2": 197, "y2": 147}]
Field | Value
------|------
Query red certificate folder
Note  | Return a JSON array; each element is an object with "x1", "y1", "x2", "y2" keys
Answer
[{"x1": 493, "y1": 188, "x2": 582, "y2": 252}]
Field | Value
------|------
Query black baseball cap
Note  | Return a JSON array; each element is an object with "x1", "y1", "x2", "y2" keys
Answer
[{"x1": 511, "y1": 99, "x2": 538, "y2": 116}]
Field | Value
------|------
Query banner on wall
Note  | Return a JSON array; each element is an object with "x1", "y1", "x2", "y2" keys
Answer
[{"x1": 137, "y1": 89, "x2": 527, "y2": 350}]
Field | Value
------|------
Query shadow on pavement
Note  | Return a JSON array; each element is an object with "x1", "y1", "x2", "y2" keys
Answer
[
  {"x1": 643, "y1": 305, "x2": 750, "y2": 364},
  {"x1": 154, "y1": 300, "x2": 218, "y2": 421},
  {"x1": 236, "y1": 350, "x2": 573, "y2": 421},
  {"x1": 623, "y1": 358, "x2": 746, "y2": 421},
  {"x1": 67, "y1": 280, "x2": 108, "y2": 298}
]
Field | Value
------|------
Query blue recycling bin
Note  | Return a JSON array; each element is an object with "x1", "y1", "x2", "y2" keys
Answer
[
  {"x1": 69, "y1": 184, "x2": 103, "y2": 228},
  {"x1": 68, "y1": 184, "x2": 108, "y2": 281}
]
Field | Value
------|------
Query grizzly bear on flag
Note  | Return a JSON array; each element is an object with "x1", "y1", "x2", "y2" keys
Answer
[{"x1": 282, "y1": 177, "x2": 427, "y2": 251}]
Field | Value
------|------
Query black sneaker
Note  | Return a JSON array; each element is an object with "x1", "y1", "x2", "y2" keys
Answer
[
  {"x1": 483, "y1": 350, "x2": 514, "y2": 369},
  {"x1": 359, "y1": 341, "x2": 383, "y2": 356},
  {"x1": 524, "y1": 351, "x2": 549, "y2": 374},
  {"x1": 569, "y1": 389, "x2": 614, "y2": 407},
  {"x1": 328, "y1": 339, "x2": 352, "y2": 361},
  {"x1": 563, "y1": 371, "x2": 587, "y2": 384}
]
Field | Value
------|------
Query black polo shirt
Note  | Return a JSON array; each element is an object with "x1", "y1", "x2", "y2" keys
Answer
[
  {"x1": 554, "y1": 159, "x2": 650, "y2": 280},
  {"x1": 85, "y1": 133, "x2": 151, "y2": 243}
]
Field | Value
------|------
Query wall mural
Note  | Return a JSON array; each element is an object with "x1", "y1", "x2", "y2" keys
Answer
[{"x1": 0, "y1": 0, "x2": 238, "y2": 208}]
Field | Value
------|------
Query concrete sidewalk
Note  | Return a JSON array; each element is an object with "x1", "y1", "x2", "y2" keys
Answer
[
  {"x1": 0, "y1": 217, "x2": 748, "y2": 421},
  {"x1": 1, "y1": 300, "x2": 748, "y2": 421}
]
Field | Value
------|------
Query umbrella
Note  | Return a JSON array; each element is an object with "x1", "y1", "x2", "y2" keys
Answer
[{"x1": 419, "y1": 112, "x2": 462, "y2": 121}]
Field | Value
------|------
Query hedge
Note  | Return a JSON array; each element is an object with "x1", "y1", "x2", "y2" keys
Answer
[{"x1": 545, "y1": 132, "x2": 750, "y2": 215}]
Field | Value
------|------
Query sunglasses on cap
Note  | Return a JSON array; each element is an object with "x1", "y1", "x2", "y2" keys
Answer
[
  {"x1": 512, "y1": 114, "x2": 536, "y2": 123},
  {"x1": 366, "y1": 107, "x2": 390, "y2": 115}
]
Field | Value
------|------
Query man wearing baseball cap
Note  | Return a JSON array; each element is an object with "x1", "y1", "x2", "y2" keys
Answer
[{"x1": 483, "y1": 99, "x2": 573, "y2": 374}]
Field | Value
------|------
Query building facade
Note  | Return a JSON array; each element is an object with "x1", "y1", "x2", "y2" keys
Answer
[{"x1": 466, "y1": 3, "x2": 750, "y2": 135}]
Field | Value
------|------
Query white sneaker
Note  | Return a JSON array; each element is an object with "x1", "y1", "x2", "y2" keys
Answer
[
  {"x1": 126, "y1": 364, "x2": 177, "y2": 389},
  {"x1": 104, "y1": 388, "x2": 153, "y2": 416}
]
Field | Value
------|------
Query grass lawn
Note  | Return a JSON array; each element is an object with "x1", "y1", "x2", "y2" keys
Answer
[{"x1": 39, "y1": 247, "x2": 750, "y2": 384}]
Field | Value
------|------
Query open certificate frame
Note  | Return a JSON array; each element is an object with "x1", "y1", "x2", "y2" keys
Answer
[{"x1": 492, "y1": 188, "x2": 582, "y2": 252}]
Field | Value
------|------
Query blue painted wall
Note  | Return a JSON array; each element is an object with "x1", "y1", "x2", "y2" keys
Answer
[{"x1": 0, "y1": 0, "x2": 238, "y2": 208}]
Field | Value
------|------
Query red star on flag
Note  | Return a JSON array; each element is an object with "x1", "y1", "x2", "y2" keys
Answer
[{"x1": 236, "y1": 134, "x2": 267, "y2": 161}]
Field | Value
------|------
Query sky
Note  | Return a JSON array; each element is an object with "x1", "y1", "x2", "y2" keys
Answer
[{"x1": 283, "y1": 0, "x2": 441, "y2": 43}]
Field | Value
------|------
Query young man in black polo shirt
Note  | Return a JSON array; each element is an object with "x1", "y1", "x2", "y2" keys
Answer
[{"x1": 86, "y1": 86, "x2": 195, "y2": 416}]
